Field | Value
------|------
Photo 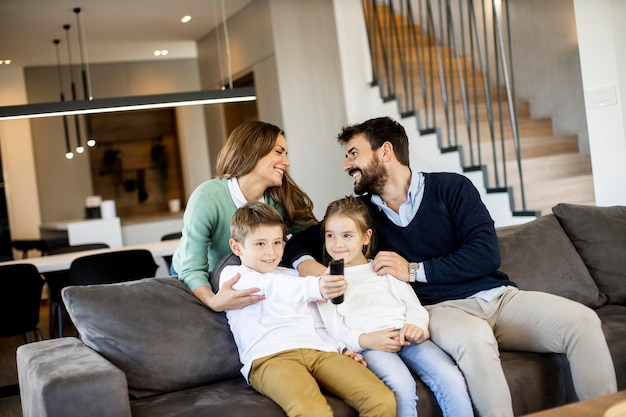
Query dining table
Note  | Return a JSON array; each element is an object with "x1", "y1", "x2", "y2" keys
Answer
[{"x1": 0, "y1": 239, "x2": 180, "y2": 277}]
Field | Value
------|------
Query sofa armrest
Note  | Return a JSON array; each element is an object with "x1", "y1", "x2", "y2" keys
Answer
[{"x1": 17, "y1": 337, "x2": 131, "y2": 417}]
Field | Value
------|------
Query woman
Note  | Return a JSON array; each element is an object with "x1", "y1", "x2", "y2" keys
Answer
[{"x1": 172, "y1": 121, "x2": 317, "y2": 311}]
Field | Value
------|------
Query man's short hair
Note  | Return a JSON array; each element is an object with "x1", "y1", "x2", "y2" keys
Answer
[{"x1": 337, "y1": 116, "x2": 410, "y2": 166}]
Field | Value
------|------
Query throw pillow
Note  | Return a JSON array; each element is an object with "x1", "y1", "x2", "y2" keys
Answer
[
  {"x1": 552, "y1": 203, "x2": 626, "y2": 305},
  {"x1": 62, "y1": 277, "x2": 242, "y2": 399},
  {"x1": 497, "y1": 214, "x2": 606, "y2": 308}
]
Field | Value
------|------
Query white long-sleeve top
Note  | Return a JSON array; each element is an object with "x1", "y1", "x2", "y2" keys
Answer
[
  {"x1": 220, "y1": 265, "x2": 343, "y2": 381},
  {"x1": 317, "y1": 261, "x2": 430, "y2": 353}
]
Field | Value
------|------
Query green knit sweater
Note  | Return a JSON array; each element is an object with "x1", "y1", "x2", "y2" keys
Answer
[{"x1": 173, "y1": 178, "x2": 299, "y2": 292}]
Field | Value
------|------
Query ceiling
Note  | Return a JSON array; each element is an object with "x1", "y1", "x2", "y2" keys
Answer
[{"x1": 0, "y1": 0, "x2": 253, "y2": 68}]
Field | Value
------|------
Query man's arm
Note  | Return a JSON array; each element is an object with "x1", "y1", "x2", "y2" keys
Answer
[{"x1": 282, "y1": 223, "x2": 325, "y2": 270}]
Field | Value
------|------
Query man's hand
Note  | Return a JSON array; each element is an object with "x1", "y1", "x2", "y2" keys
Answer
[
  {"x1": 399, "y1": 324, "x2": 426, "y2": 344},
  {"x1": 194, "y1": 273, "x2": 265, "y2": 312},
  {"x1": 297, "y1": 259, "x2": 327, "y2": 277},
  {"x1": 372, "y1": 251, "x2": 410, "y2": 282},
  {"x1": 342, "y1": 348, "x2": 367, "y2": 367},
  {"x1": 358, "y1": 328, "x2": 409, "y2": 352},
  {"x1": 319, "y1": 273, "x2": 347, "y2": 300}
]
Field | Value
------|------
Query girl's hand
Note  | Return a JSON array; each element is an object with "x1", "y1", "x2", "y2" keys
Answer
[
  {"x1": 342, "y1": 348, "x2": 368, "y2": 367},
  {"x1": 399, "y1": 323, "x2": 426, "y2": 344},
  {"x1": 358, "y1": 327, "x2": 409, "y2": 352}
]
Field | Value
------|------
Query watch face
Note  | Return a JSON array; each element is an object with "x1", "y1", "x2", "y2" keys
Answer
[{"x1": 409, "y1": 262, "x2": 419, "y2": 271}]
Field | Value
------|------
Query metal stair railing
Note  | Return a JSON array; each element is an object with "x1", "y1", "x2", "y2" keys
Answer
[{"x1": 362, "y1": 0, "x2": 529, "y2": 213}]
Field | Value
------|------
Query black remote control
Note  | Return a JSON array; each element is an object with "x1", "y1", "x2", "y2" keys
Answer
[{"x1": 329, "y1": 259, "x2": 344, "y2": 305}]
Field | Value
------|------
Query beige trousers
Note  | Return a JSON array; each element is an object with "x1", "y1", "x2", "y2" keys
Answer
[
  {"x1": 427, "y1": 287, "x2": 617, "y2": 417},
  {"x1": 249, "y1": 348, "x2": 396, "y2": 417}
]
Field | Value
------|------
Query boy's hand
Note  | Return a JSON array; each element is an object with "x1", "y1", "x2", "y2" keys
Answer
[
  {"x1": 358, "y1": 328, "x2": 409, "y2": 352},
  {"x1": 318, "y1": 273, "x2": 347, "y2": 300}
]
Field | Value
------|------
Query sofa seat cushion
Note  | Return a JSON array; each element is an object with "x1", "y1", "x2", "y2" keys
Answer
[
  {"x1": 129, "y1": 378, "x2": 358, "y2": 417},
  {"x1": 500, "y1": 351, "x2": 574, "y2": 416},
  {"x1": 596, "y1": 304, "x2": 626, "y2": 390},
  {"x1": 552, "y1": 203, "x2": 626, "y2": 305},
  {"x1": 62, "y1": 277, "x2": 242, "y2": 399},
  {"x1": 497, "y1": 214, "x2": 606, "y2": 308}
]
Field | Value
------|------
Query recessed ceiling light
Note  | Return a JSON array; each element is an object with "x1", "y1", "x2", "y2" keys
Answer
[
  {"x1": 153, "y1": 50, "x2": 168, "y2": 57},
  {"x1": 0, "y1": 60, "x2": 11, "y2": 65},
  {"x1": 181, "y1": 15, "x2": 192, "y2": 23}
]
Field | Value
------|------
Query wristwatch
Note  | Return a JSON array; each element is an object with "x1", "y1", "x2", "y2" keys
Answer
[{"x1": 408, "y1": 262, "x2": 420, "y2": 283}]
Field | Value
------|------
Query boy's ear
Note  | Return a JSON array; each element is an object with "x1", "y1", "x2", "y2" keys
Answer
[{"x1": 229, "y1": 238, "x2": 242, "y2": 256}]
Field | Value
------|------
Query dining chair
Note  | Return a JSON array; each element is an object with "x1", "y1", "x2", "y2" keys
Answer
[
  {"x1": 45, "y1": 243, "x2": 110, "y2": 338},
  {"x1": 54, "y1": 249, "x2": 158, "y2": 338},
  {"x1": 160, "y1": 231, "x2": 181, "y2": 273},
  {"x1": 0, "y1": 263, "x2": 45, "y2": 343}
]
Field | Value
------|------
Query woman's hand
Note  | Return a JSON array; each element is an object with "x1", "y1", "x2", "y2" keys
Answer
[
  {"x1": 372, "y1": 251, "x2": 410, "y2": 282},
  {"x1": 194, "y1": 273, "x2": 265, "y2": 312},
  {"x1": 358, "y1": 327, "x2": 409, "y2": 352}
]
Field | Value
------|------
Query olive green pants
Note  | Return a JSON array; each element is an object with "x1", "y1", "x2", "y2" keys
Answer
[{"x1": 249, "y1": 348, "x2": 396, "y2": 417}]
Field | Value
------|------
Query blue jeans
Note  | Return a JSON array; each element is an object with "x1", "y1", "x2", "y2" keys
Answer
[{"x1": 363, "y1": 340, "x2": 473, "y2": 417}]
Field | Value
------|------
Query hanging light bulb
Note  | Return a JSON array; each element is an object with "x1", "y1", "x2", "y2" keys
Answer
[{"x1": 54, "y1": 39, "x2": 74, "y2": 160}]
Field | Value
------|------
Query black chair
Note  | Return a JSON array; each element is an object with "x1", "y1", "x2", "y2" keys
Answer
[
  {"x1": 0, "y1": 264, "x2": 44, "y2": 342},
  {"x1": 10, "y1": 239, "x2": 49, "y2": 259},
  {"x1": 44, "y1": 243, "x2": 110, "y2": 338},
  {"x1": 160, "y1": 232, "x2": 181, "y2": 272},
  {"x1": 53, "y1": 249, "x2": 158, "y2": 338}
]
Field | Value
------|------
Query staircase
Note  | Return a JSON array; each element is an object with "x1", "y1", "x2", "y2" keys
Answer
[{"x1": 362, "y1": 0, "x2": 595, "y2": 216}]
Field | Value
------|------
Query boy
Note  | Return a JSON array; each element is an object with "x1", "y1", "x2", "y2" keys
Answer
[{"x1": 219, "y1": 201, "x2": 396, "y2": 417}]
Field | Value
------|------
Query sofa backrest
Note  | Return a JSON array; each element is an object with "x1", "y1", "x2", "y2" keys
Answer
[
  {"x1": 62, "y1": 277, "x2": 242, "y2": 399},
  {"x1": 497, "y1": 213, "x2": 607, "y2": 308}
]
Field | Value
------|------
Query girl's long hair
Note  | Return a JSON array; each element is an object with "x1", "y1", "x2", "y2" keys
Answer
[{"x1": 215, "y1": 121, "x2": 317, "y2": 228}]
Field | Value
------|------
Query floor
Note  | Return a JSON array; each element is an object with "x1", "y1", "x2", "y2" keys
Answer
[{"x1": 0, "y1": 299, "x2": 68, "y2": 417}]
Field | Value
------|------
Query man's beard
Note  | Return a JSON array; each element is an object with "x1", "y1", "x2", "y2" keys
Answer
[{"x1": 353, "y1": 159, "x2": 387, "y2": 195}]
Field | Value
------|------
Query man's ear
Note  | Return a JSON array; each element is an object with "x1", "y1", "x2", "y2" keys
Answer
[
  {"x1": 381, "y1": 141, "x2": 394, "y2": 161},
  {"x1": 229, "y1": 238, "x2": 242, "y2": 256}
]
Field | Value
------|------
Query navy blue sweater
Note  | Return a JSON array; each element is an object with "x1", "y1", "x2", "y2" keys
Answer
[{"x1": 283, "y1": 172, "x2": 515, "y2": 305}]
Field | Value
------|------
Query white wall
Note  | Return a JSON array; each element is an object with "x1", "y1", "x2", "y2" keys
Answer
[
  {"x1": 573, "y1": 0, "x2": 626, "y2": 205},
  {"x1": 0, "y1": 67, "x2": 41, "y2": 239}
]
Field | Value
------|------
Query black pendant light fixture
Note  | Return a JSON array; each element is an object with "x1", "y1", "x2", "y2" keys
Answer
[
  {"x1": 63, "y1": 23, "x2": 84, "y2": 154},
  {"x1": 53, "y1": 39, "x2": 74, "y2": 160},
  {"x1": 74, "y1": 7, "x2": 96, "y2": 147}
]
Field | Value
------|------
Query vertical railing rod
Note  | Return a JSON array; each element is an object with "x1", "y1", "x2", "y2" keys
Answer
[
  {"x1": 495, "y1": 0, "x2": 526, "y2": 210},
  {"x1": 446, "y1": 0, "x2": 472, "y2": 154},
  {"x1": 469, "y1": 0, "x2": 498, "y2": 186},
  {"x1": 398, "y1": 0, "x2": 413, "y2": 113},
  {"x1": 427, "y1": 0, "x2": 451, "y2": 146},
  {"x1": 364, "y1": 0, "x2": 379, "y2": 84},
  {"x1": 426, "y1": 1, "x2": 437, "y2": 129},
  {"x1": 469, "y1": 0, "x2": 482, "y2": 167},
  {"x1": 374, "y1": 1, "x2": 395, "y2": 97},
  {"x1": 446, "y1": 1, "x2": 459, "y2": 148},
  {"x1": 407, "y1": 0, "x2": 429, "y2": 124},
  {"x1": 492, "y1": 0, "x2": 507, "y2": 189},
  {"x1": 458, "y1": 0, "x2": 476, "y2": 166}
]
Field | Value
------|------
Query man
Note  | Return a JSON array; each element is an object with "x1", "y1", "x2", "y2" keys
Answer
[{"x1": 283, "y1": 116, "x2": 617, "y2": 417}]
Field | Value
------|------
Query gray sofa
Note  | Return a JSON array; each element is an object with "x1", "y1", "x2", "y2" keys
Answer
[{"x1": 17, "y1": 203, "x2": 626, "y2": 417}]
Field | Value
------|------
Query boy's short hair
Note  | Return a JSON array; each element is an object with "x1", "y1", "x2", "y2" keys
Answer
[{"x1": 230, "y1": 202, "x2": 287, "y2": 243}]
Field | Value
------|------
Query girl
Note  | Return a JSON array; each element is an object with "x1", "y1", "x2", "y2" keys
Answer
[
  {"x1": 317, "y1": 196, "x2": 474, "y2": 417},
  {"x1": 172, "y1": 121, "x2": 317, "y2": 312}
]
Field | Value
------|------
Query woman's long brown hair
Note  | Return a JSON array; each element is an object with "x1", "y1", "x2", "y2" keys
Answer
[{"x1": 214, "y1": 121, "x2": 317, "y2": 228}]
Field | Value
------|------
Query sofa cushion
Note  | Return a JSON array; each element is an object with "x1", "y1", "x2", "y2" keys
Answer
[
  {"x1": 497, "y1": 214, "x2": 606, "y2": 308},
  {"x1": 552, "y1": 203, "x2": 626, "y2": 305},
  {"x1": 62, "y1": 277, "x2": 243, "y2": 399}
]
